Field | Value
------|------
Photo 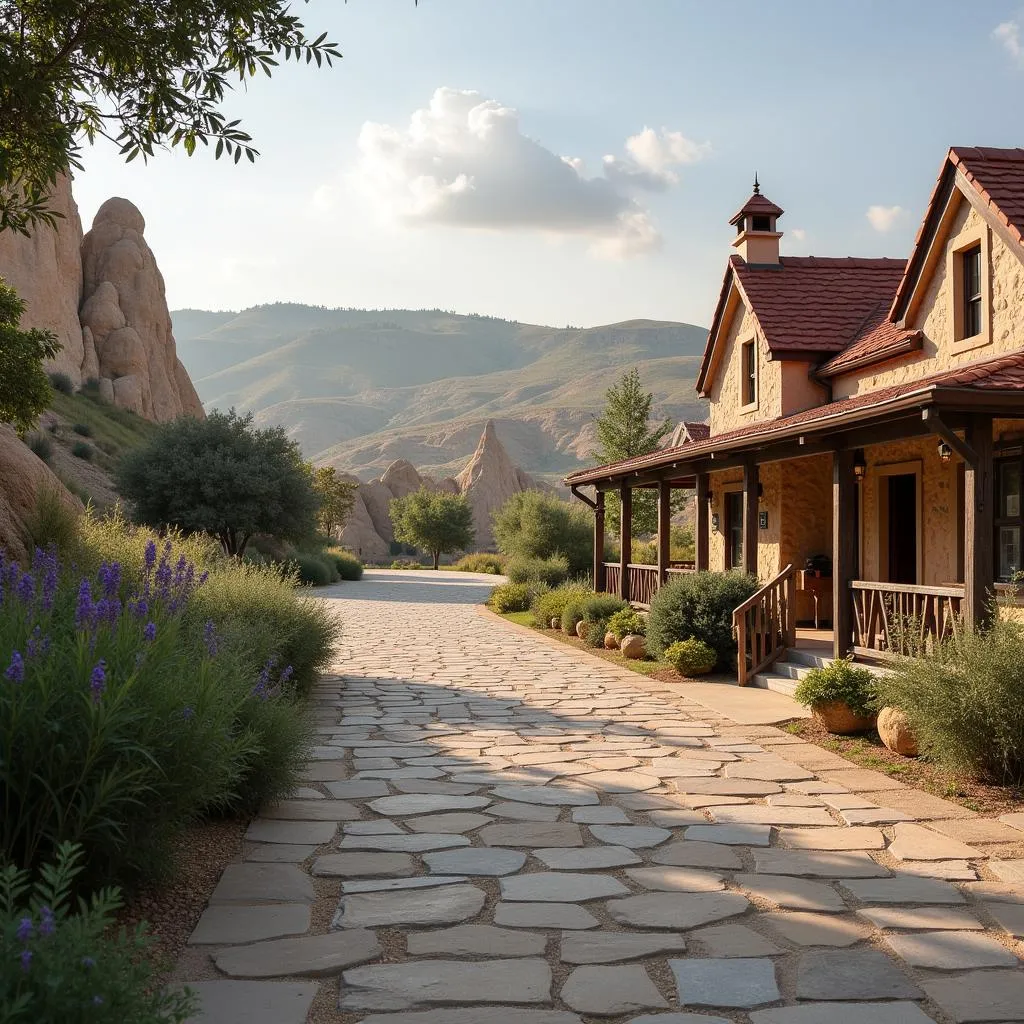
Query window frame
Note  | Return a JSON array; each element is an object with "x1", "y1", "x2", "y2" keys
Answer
[
  {"x1": 740, "y1": 338, "x2": 757, "y2": 409},
  {"x1": 962, "y1": 244, "x2": 983, "y2": 340},
  {"x1": 948, "y1": 223, "x2": 990, "y2": 351},
  {"x1": 724, "y1": 490, "x2": 744, "y2": 570},
  {"x1": 995, "y1": 452, "x2": 1024, "y2": 582}
]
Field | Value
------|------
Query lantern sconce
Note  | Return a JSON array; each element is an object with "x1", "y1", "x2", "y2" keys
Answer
[
  {"x1": 853, "y1": 449, "x2": 867, "y2": 482},
  {"x1": 711, "y1": 512, "x2": 720, "y2": 532},
  {"x1": 937, "y1": 440, "x2": 953, "y2": 464}
]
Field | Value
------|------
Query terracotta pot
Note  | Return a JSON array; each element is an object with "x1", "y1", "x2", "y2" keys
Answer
[
  {"x1": 877, "y1": 706, "x2": 919, "y2": 756},
  {"x1": 604, "y1": 632, "x2": 619, "y2": 650},
  {"x1": 811, "y1": 700, "x2": 876, "y2": 735},
  {"x1": 575, "y1": 619, "x2": 588, "y2": 639}
]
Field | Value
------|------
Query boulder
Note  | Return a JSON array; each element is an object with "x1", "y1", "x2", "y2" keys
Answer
[
  {"x1": 811, "y1": 701, "x2": 876, "y2": 736},
  {"x1": 877, "y1": 707, "x2": 919, "y2": 757},
  {"x1": 361, "y1": 479, "x2": 396, "y2": 543},
  {"x1": 604, "y1": 632, "x2": 619, "y2": 650},
  {"x1": 620, "y1": 634, "x2": 646, "y2": 660},
  {"x1": 576, "y1": 620, "x2": 588, "y2": 639},
  {"x1": 338, "y1": 490, "x2": 390, "y2": 564},
  {"x1": 80, "y1": 198, "x2": 204, "y2": 422},
  {"x1": 380, "y1": 459, "x2": 423, "y2": 499}
]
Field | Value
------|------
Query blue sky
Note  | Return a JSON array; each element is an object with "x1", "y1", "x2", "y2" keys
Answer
[{"x1": 73, "y1": 0, "x2": 1024, "y2": 328}]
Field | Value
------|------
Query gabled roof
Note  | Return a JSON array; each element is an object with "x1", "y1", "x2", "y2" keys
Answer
[
  {"x1": 816, "y1": 316, "x2": 922, "y2": 378},
  {"x1": 668, "y1": 420, "x2": 710, "y2": 447}
]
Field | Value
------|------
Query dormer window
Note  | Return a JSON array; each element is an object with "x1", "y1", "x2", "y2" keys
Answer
[
  {"x1": 742, "y1": 340, "x2": 757, "y2": 406},
  {"x1": 962, "y1": 245, "x2": 982, "y2": 339}
]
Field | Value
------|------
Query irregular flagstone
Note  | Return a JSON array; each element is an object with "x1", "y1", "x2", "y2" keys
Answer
[
  {"x1": 858, "y1": 905, "x2": 982, "y2": 929},
  {"x1": 709, "y1": 805, "x2": 835, "y2": 826},
  {"x1": 491, "y1": 785, "x2": 598, "y2": 806},
  {"x1": 263, "y1": 799, "x2": 361, "y2": 821},
  {"x1": 752, "y1": 849, "x2": 889, "y2": 878},
  {"x1": 559, "y1": 931, "x2": 688, "y2": 964},
  {"x1": 685, "y1": 824, "x2": 772, "y2": 846},
  {"x1": 535, "y1": 846, "x2": 642, "y2": 870},
  {"x1": 358, "y1": 1010, "x2": 582, "y2": 1024},
  {"x1": 346, "y1": 820, "x2": 405, "y2": 835},
  {"x1": 628, "y1": 1017, "x2": 730, "y2": 1024},
  {"x1": 924, "y1": 970, "x2": 1024, "y2": 1022},
  {"x1": 1000, "y1": 811, "x2": 1024, "y2": 832},
  {"x1": 325, "y1": 779, "x2": 391, "y2": 799},
  {"x1": 670, "y1": 957, "x2": 780, "y2": 1007},
  {"x1": 990, "y1": 858, "x2": 1024, "y2": 882},
  {"x1": 625, "y1": 866, "x2": 725, "y2": 892},
  {"x1": 606, "y1": 891, "x2": 750, "y2": 929},
  {"x1": 210, "y1": 863, "x2": 315, "y2": 904},
  {"x1": 338, "y1": 833, "x2": 471, "y2": 853},
  {"x1": 985, "y1": 900, "x2": 1024, "y2": 938},
  {"x1": 571, "y1": 805, "x2": 630, "y2": 824},
  {"x1": 724, "y1": 760, "x2": 814, "y2": 782},
  {"x1": 480, "y1": 822, "x2": 584, "y2": 847},
  {"x1": 776, "y1": 826, "x2": 885, "y2": 850},
  {"x1": 690, "y1": 924, "x2": 782, "y2": 957},
  {"x1": 489, "y1": 801, "x2": 562, "y2": 821},
  {"x1": 840, "y1": 807, "x2": 915, "y2": 826},
  {"x1": 181, "y1": 981, "x2": 318, "y2": 1024},
  {"x1": 342, "y1": 875, "x2": 469, "y2": 894},
  {"x1": 888, "y1": 823, "x2": 983, "y2": 861},
  {"x1": 334, "y1": 883, "x2": 485, "y2": 928},
  {"x1": 651, "y1": 841, "x2": 742, "y2": 869},
  {"x1": 339, "y1": 959, "x2": 552, "y2": 1011},
  {"x1": 648, "y1": 809, "x2": 708, "y2": 827},
  {"x1": 368, "y1": 794, "x2": 491, "y2": 816},
  {"x1": 500, "y1": 872, "x2": 629, "y2": 902},
  {"x1": 884, "y1": 929, "x2": 1019, "y2": 968},
  {"x1": 575, "y1": 770, "x2": 661, "y2": 793},
  {"x1": 761, "y1": 911, "x2": 870, "y2": 946},
  {"x1": 588, "y1": 825, "x2": 671, "y2": 848},
  {"x1": 245, "y1": 818, "x2": 337, "y2": 845},
  {"x1": 302, "y1": 762, "x2": 349, "y2": 782},
  {"x1": 560, "y1": 964, "x2": 668, "y2": 1015},
  {"x1": 671, "y1": 778, "x2": 782, "y2": 796},
  {"x1": 843, "y1": 876, "x2": 965, "y2": 904},
  {"x1": 495, "y1": 902, "x2": 600, "y2": 928},
  {"x1": 796, "y1": 949, "x2": 922, "y2": 1000},
  {"x1": 423, "y1": 848, "x2": 527, "y2": 876},
  {"x1": 189, "y1": 904, "x2": 310, "y2": 945},
  {"x1": 312, "y1": 852, "x2": 416, "y2": 877},
  {"x1": 893, "y1": 859, "x2": 977, "y2": 880},
  {"x1": 212, "y1": 929, "x2": 381, "y2": 977},
  {"x1": 734, "y1": 873, "x2": 847, "y2": 913},
  {"x1": 391, "y1": 779, "x2": 484, "y2": 795},
  {"x1": 244, "y1": 844, "x2": 317, "y2": 863},
  {"x1": 405, "y1": 812, "x2": 493, "y2": 833},
  {"x1": 750, "y1": 1005, "x2": 937, "y2": 1024},
  {"x1": 406, "y1": 924, "x2": 546, "y2": 957}
]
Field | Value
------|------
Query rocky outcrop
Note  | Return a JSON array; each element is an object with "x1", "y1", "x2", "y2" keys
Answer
[
  {"x1": 0, "y1": 427, "x2": 83, "y2": 565},
  {"x1": 379, "y1": 459, "x2": 424, "y2": 500},
  {"x1": 80, "y1": 198, "x2": 204, "y2": 422}
]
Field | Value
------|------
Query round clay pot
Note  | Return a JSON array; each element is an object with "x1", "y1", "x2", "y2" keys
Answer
[
  {"x1": 604, "y1": 631, "x2": 619, "y2": 650},
  {"x1": 877, "y1": 706, "x2": 919, "y2": 756},
  {"x1": 575, "y1": 619, "x2": 588, "y2": 639},
  {"x1": 620, "y1": 634, "x2": 646, "y2": 660},
  {"x1": 550, "y1": 617, "x2": 561, "y2": 630},
  {"x1": 812, "y1": 700, "x2": 876, "y2": 736}
]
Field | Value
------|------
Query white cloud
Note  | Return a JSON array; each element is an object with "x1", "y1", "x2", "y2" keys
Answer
[
  {"x1": 351, "y1": 88, "x2": 709, "y2": 259},
  {"x1": 994, "y1": 19, "x2": 1024, "y2": 62},
  {"x1": 790, "y1": 228, "x2": 807, "y2": 241},
  {"x1": 866, "y1": 205, "x2": 906, "y2": 233}
]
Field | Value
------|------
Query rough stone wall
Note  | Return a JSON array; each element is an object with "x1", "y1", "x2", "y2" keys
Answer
[
  {"x1": 708, "y1": 305, "x2": 782, "y2": 435},
  {"x1": 706, "y1": 466, "x2": 780, "y2": 581},
  {"x1": 780, "y1": 454, "x2": 833, "y2": 621}
]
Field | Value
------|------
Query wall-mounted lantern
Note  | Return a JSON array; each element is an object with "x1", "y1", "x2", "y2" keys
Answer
[
  {"x1": 853, "y1": 449, "x2": 867, "y2": 482},
  {"x1": 937, "y1": 440, "x2": 953, "y2": 464},
  {"x1": 711, "y1": 513, "x2": 720, "y2": 532}
]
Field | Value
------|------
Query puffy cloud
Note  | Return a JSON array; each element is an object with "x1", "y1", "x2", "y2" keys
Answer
[
  {"x1": 866, "y1": 205, "x2": 906, "y2": 233},
  {"x1": 790, "y1": 228, "x2": 807, "y2": 241},
  {"x1": 994, "y1": 20, "x2": 1024, "y2": 62},
  {"x1": 353, "y1": 87, "x2": 709, "y2": 258}
]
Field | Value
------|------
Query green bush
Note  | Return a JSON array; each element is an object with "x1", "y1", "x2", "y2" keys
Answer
[
  {"x1": 490, "y1": 581, "x2": 546, "y2": 613},
  {"x1": 47, "y1": 371, "x2": 74, "y2": 395},
  {"x1": 506, "y1": 554, "x2": 570, "y2": 587},
  {"x1": 292, "y1": 552, "x2": 338, "y2": 586},
  {"x1": 874, "y1": 616, "x2": 1024, "y2": 784},
  {"x1": 647, "y1": 571, "x2": 759, "y2": 667},
  {"x1": 71, "y1": 422, "x2": 92, "y2": 437},
  {"x1": 530, "y1": 582, "x2": 592, "y2": 628},
  {"x1": 493, "y1": 490, "x2": 592, "y2": 576},
  {"x1": 794, "y1": 659, "x2": 878, "y2": 718},
  {"x1": 390, "y1": 559, "x2": 427, "y2": 569},
  {"x1": 25, "y1": 433, "x2": 53, "y2": 463},
  {"x1": 70, "y1": 441, "x2": 92, "y2": 461},
  {"x1": 584, "y1": 621, "x2": 608, "y2": 647},
  {"x1": 454, "y1": 553, "x2": 506, "y2": 574},
  {"x1": 607, "y1": 608, "x2": 647, "y2": 642},
  {"x1": 582, "y1": 593, "x2": 628, "y2": 624},
  {"x1": 560, "y1": 595, "x2": 589, "y2": 633},
  {"x1": 326, "y1": 548, "x2": 363, "y2": 580},
  {"x1": 664, "y1": 637, "x2": 717, "y2": 676},
  {"x1": 23, "y1": 488, "x2": 79, "y2": 552},
  {"x1": 0, "y1": 843, "x2": 195, "y2": 1023}
]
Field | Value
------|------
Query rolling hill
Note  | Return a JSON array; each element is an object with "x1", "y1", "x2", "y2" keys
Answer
[{"x1": 171, "y1": 304, "x2": 709, "y2": 483}]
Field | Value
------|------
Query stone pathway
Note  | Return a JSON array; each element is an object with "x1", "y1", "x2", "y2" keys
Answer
[{"x1": 176, "y1": 570, "x2": 1024, "y2": 1024}]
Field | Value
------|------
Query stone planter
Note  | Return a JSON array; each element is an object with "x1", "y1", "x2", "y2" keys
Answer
[
  {"x1": 620, "y1": 634, "x2": 646, "y2": 660},
  {"x1": 877, "y1": 706, "x2": 919, "y2": 756},
  {"x1": 575, "y1": 620, "x2": 588, "y2": 639},
  {"x1": 604, "y1": 632, "x2": 619, "y2": 650},
  {"x1": 811, "y1": 700, "x2": 876, "y2": 736}
]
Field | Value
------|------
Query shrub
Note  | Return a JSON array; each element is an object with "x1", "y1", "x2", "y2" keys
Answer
[
  {"x1": 794, "y1": 659, "x2": 878, "y2": 718},
  {"x1": 630, "y1": 540, "x2": 657, "y2": 565},
  {"x1": 390, "y1": 488, "x2": 475, "y2": 570},
  {"x1": 292, "y1": 552, "x2": 337, "y2": 586},
  {"x1": 530, "y1": 582, "x2": 592, "y2": 628},
  {"x1": 873, "y1": 616, "x2": 1024, "y2": 784},
  {"x1": 390, "y1": 559, "x2": 427, "y2": 569},
  {"x1": 23, "y1": 487, "x2": 79, "y2": 552},
  {"x1": 607, "y1": 608, "x2": 647, "y2": 642},
  {"x1": 45, "y1": 421, "x2": 60, "y2": 435},
  {"x1": 560, "y1": 595, "x2": 589, "y2": 633},
  {"x1": 664, "y1": 637, "x2": 717, "y2": 676},
  {"x1": 454, "y1": 553, "x2": 506, "y2": 574},
  {"x1": 326, "y1": 548, "x2": 363, "y2": 580},
  {"x1": 70, "y1": 441, "x2": 92, "y2": 461},
  {"x1": 25, "y1": 432, "x2": 52, "y2": 463},
  {"x1": 0, "y1": 843, "x2": 195, "y2": 1023},
  {"x1": 646, "y1": 571, "x2": 759, "y2": 667},
  {"x1": 72, "y1": 422, "x2": 92, "y2": 437},
  {"x1": 506, "y1": 554, "x2": 570, "y2": 587},
  {"x1": 582, "y1": 593, "x2": 628, "y2": 624},
  {"x1": 584, "y1": 621, "x2": 608, "y2": 647},
  {"x1": 490, "y1": 581, "x2": 546, "y2": 613},
  {"x1": 493, "y1": 490, "x2": 592, "y2": 576},
  {"x1": 47, "y1": 371, "x2": 74, "y2": 395}
]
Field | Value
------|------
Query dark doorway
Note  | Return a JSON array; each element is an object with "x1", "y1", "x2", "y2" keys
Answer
[
  {"x1": 725, "y1": 492, "x2": 744, "y2": 570},
  {"x1": 887, "y1": 473, "x2": 917, "y2": 584}
]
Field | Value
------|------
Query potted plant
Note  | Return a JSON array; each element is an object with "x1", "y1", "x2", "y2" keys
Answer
[{"x1": 794, "y1": 659, "x2": 878, "y2": 735}]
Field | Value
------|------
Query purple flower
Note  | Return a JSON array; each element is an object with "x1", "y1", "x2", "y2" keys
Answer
[
  {"x1": 90, "y1": 660, "x2": 107, "y2": 703},
  {"x1": 39, "y1": 906, "x2": 54, "y2": 938},
  {"x1": 4, "y1": 651, "x2": 24, "y2": 684},
  {"x1": 198, "y1": 570, "x2": 209, "y2": 585},
  {"x1": 181, "y1": 705, "x2": 195, "y2": 721},
  {"x1": 75, "y1": 579, "x2": 94, "y2": 630},
  {"x1": 19, "y1": 949, "x2": 31, "y2": 972},
  {"x1": 143, "y1": 540, "x2": 157, "y2": 572},
  {"x1": 98, "y1": 561, "x2": 121, "y2": 597},
  {"x1": 143, "y1": 621, "x2": 157, "y2": 642},
  {"x1": 129, "y1": 596, "x2": 149, "y2": 619},
  {"x1": 279, "y1": 665, "x2": 294, "y2": 686},
  {"x1": 15, "y1": 917, "x2": 32, "y2": 942},
  {"x1": 92, "y1": 995, "x2": 104, "y2": 1006},
  {"x1": 203, "y1": 620, "x2": 219, "y2": 657},
  {"x1": 16, "y1": 573, "x2": 34, "y2": 605},
  {"x1": 82, "y1": 956, "x2": 95, "y2": 969}
]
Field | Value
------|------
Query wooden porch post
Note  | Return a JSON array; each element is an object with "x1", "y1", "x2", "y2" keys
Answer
[
  {"x1": 833, "y1": 449, "x2": 857, "y2": 659},
  {"x1": 742, "y1": 460, "x2": 759, "y2": 577},
  {"x1": 963, "y1": 415, "x2": 994, "y2": 630},
  {"x1": 657, "y1": 480, "x2": 671, "y2": 585},
  {"x1": 619, "y1": 483, "x2": 632, "y2": 602},
  {"x1": 695, "y1": 472, "x2": 709, "y2": 572},
  {"x1": 594, "y1": 490, "x2": 606, "y2": 594}
]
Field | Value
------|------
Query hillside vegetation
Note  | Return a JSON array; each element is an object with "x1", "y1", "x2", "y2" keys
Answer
[{"x1": 173, "y1": 305, "x2": 709, "y2": 483}]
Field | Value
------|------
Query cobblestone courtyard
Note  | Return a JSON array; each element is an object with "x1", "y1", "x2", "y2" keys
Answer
[{"x1": 178, "y1": 570, "x2": 1024, "y2": 1023}]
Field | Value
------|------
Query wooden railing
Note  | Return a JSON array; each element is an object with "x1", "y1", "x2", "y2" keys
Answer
[
  {"x1": 733, "y1": 564, "x2": 796, "y2": 686},
  {"x1": 602, "y1": 563, "x2": 621, "y2": 597},
  {"x1": 851, "y1": 581, "x2": 964, "y2": 660},
  {"x1": 628, "y1": 565, "x2": 659, "y2": 607}
]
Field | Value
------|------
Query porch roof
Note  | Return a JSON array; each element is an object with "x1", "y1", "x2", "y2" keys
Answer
[{"x1": 565, "y1": 349, "x2": 1024, "y2": 487}]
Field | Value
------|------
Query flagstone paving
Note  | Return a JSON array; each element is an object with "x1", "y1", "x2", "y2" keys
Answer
[{"x1": 176, "y1": 569, "x2": 1024, "y2": 1023}]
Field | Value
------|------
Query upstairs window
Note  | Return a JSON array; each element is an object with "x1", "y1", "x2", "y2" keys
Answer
[
  {"x1": 741, "y1": 340, "x2": 757, "y2": 406},
  {"x1": 962, "y1": 245, "x2": 983, "y2": 339}
]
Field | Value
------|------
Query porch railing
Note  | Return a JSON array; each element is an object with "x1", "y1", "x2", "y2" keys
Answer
[
  {"x1": 603, "y1": 563, "x2": 621, "y2": 597},
  {"x1": 600, "y1": 562, "x2": 697, "y2": 604},
  {"x1": 851, "y1": 581, "x2": 964, "y2": 660},
  {"x1": 733, "y1": 563, "x2": 796, "y2": 686}
]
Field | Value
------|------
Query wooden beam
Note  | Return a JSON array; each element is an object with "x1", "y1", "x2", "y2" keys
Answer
[
  {"x1": 657, "y1": 480, "x2": 671, "y2": 585},
  {"x1": 833, "y1": 449, "x2": 857, "y2": 659},
  {"x1": 695, "y1": 472, "x2": 709, "y2": 572},
  {"x1": 921, "y1": 408, "x2": 978, "y2": 464},
  {"x1": 742, "y1": 460, "x2": 759, "y2": 577},
  {"x1": 619, "y1": 484, "x2": 632, "y2": 603},
  {"x1": 594, "y1": 490, "x2": 606, "y2": 594},
  {"x1": 963, "y1": 415, "x2": 994, "y2": 630}
]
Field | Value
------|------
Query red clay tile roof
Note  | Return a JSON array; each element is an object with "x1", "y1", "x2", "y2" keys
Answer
[
  {"x1": 952, "y1": 146, "x2": 1024, "y2": 248},
  {"x1": 816, "y1": 316, "x2": 922, "y2": 378},
  {"x1": 566, "y1": 349, "x2": 1024, "y2": 485},
  {"x1": 730, "y1": 191, "x2": 785, "y2": 224}
]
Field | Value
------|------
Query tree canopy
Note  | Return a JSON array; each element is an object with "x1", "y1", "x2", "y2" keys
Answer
[
  {"x1": 492, "y1": 490, "x2": 592, "y2": 575},
  {"x1": 310, "y1": 465, "x2": 357, "y2": 539},
  {"x1": 0, "y1": 1, "x2": 341, "y2": 233},
  {"x1": 390, "y1": 488, "x2": 474, "y2": 570},
  {"x1": 0, "y1": 278, "x2": 60, "y2": 432},
  {"x1": 116, "y1": 409, "x2": 318, "y2": 556}
]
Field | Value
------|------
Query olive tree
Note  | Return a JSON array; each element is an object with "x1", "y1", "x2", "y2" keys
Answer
[{"x1": 390, "y1": 488, "x2": 475, "y2": 570}]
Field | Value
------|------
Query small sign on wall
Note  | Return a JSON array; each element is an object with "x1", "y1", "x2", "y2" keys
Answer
[
  {"x1": 759, "y1": 511, "x2": 769, "y2": 530},
  {"x1": 711, "y1": 513, "x2": 720, "y2": 532}
]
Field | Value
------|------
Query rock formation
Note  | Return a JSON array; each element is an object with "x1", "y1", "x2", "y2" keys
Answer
[{"x1": 80, "y1": 198, "x2": 204, "y2": 422}]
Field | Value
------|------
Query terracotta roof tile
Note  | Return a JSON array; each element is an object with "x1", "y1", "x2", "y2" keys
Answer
[
  {"x1": 951, "y1": 146, "x2": 1024, "y2": 247},
  {"x1": 730, "y1": 191, "x2": 785, "y2": 223},
  {"x1": 817, "y1": 315, "x2": 921, "y2": 377}
]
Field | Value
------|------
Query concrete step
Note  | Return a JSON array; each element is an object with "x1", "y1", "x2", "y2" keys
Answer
[
  {"x1": 786, "y1": 647, "x2": 834, "y2": 670},
  {"x1": 751, "y1": 670, "x2": 799, "y2": 697},
  {"x1": 771, "y1": 660, "x2": 816, "y2": 682}
]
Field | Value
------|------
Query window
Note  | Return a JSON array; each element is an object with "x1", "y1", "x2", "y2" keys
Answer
[
  {"x1": 962, "y1": 245, "x2": 982, "y2": 339},
  {"x1": 741, "y1": 340, "x2": 756, "y2": 406},
  {"x1": 996, "y1": 455, "x2": 1023, "y2": 581},
  {"x1": 751, "y1": 214, "x2": 772, "y2": 232},
  {"x1": 734, "y1": 215, "x2": 745, "y2": 236},
  {"x1": 725, "y1": 491, "x2": 744, "y2": 570}
]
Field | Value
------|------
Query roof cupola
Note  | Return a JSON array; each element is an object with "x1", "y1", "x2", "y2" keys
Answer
[{"x1": 730, "y1": 176, "x2": 784, "y2": 265}]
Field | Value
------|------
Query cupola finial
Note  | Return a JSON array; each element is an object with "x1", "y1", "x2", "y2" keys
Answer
[{"x1": 753, "y1": 173, "x2": 760, "y2": 196}]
